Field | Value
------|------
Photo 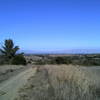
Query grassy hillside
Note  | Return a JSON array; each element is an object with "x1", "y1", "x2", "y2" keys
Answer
[{"x1": 16, "y1": 65, "x2": 100, "y2": 100}]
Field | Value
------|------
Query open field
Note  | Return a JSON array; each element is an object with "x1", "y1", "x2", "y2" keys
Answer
[
  {"x1": 16, "y1": 65, "x2": 100, "y2": 100},
  {"x1": 0, "y1": 64, "x2": 100, "y2": 100}
]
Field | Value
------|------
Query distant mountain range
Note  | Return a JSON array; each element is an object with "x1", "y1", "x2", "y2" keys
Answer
[{"x1": 20, "y1": 49, "x2": 100, "y2": 54}]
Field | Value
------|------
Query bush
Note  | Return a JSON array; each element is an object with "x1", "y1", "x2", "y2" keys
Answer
[
  {"x1": 52, "y1": 57, "x2": 72, "y2": 64},
  {"x1": 11, "y1": 54, "x2": 27, "y2": 65},
  {"x1": 0, "y1": 55, "x2": 9, "y2": 65},
  {"x1": 0, "y1": 58, "x2": 4, "y2": 65}
]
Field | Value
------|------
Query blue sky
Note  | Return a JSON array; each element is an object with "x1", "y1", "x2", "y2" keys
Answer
[{"x1": 0, "y1": 0, "x2": 100, "y2": 51}]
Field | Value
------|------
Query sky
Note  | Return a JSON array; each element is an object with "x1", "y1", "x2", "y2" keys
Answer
[{"x1": 0, "y1": 0, "x2": 100, "y2": 52}]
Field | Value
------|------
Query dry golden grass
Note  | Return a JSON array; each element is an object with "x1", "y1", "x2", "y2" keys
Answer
[
  {"x1": 16, "y1": 65, "x2": 99, "y2": 100},
  {"x1": 42, "y1": 65, "x2": 98, "y2": 100}
]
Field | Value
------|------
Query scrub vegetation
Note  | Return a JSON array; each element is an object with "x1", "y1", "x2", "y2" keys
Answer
[{"x1": 26, "y1": 54, "x2": 100, "y2": 66}]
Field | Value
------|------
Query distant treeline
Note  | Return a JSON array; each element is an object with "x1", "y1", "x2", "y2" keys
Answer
[{"x1": 32, "y1": 54, "x2": 100, "y2": 66}]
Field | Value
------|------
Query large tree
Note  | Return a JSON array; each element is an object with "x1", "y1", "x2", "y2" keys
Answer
[
  {"x1": 0, "y1": 39, "x2": 19, "y2": 59},
  {"x1": 0, "y1": 39, "x2": 26, "y2": 65}
]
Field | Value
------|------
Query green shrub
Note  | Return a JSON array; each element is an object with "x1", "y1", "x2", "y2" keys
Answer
[
  {"x1": 11, "y1": 54, "x2": 27, "y2": 65},
  {"x1": 35, "y1": 60, "x2": 46, "y2": 65},
  {"x1": 53, "y1": 57, "x2": 72, "y2": 64},
  {"x1": 0, "y1": 55, "x2": 9, "y2": 65}
]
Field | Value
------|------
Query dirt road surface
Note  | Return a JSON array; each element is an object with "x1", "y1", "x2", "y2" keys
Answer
[{"x1": 0, "y1": 67, "x2": 37, "y2": 100}]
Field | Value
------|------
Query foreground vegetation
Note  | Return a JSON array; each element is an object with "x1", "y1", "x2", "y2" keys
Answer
[{"x1": 15, "y1": 65, "x2": 99, "y2": 100}]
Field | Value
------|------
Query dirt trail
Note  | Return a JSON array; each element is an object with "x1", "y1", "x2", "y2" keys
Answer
[{"x1": 0, "y1": 67, "x2": 37, "y2": 100}]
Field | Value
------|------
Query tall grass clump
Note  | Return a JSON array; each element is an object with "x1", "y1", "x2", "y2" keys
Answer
[
  {"x1": 16, "y1": 65, "x2": 98, "y2": 100},
  {"x1": 46, "y1": 65, "x2": 98, "y2": 100}
]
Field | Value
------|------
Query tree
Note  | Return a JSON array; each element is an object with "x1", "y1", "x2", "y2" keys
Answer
[
  {"x1": 0, "y1": 39, "x2": 19, "y2": 59},
  {"x1": 0, "y1": 39, "x2": 26, "y2": 65}
]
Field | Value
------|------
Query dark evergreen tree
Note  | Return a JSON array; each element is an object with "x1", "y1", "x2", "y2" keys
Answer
[
  {"x1": 0, "y1": 39, "x2": 26, "y2": 65},
  {"x1": 0, "y1": 39, "x2": 19, "y2": 59}
]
